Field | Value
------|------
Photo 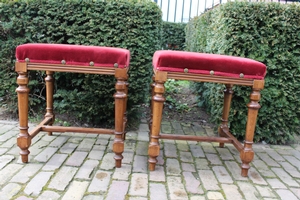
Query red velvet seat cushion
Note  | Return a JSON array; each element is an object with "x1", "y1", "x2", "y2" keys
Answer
[
  {"x1": 153, "y1": 50, "x2": 267, "y2": 80},
  {"x1": 16, "y1": 43, "x2": 130, "y2": 68}
]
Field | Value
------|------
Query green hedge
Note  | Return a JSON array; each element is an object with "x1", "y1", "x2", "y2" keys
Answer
[
  {"x1": 186, "y1": 2, "x2": 300, "y2": 144},
  {"x1": 161, "y1": 22, "x2": 186, "y2": 50},
  {"x1": 0, "y1": 0, "x2": 162, "y2": 125}
]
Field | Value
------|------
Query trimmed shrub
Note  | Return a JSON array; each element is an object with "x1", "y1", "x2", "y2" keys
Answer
[
  {"x1": 0, "y1": 0, "x2": 162, "y2": 125},
  {"x1": 186, "y1": 2, "x2": 300, "y2": 144},
  {"x1": 161, "y1": 22, "x2": 186, "y2": 50}
]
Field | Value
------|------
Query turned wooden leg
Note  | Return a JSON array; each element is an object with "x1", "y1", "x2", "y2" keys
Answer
[
  {"x1": 218, "y1": 84, "x2": 233, "y2": 148},
  {"x1": 113, "y1": 68, "x2": 127, "y2": 168},
  {"x1": 16, "y1": 71, "x2": 31, "y2": 163},
  {"x1": 148, "y1": 75, "x2": 156, "y2": 136},
  {"x1": 122, "y1": 80, "x2": 129, "y2": 140},
  {"x1": 240, "y1": 80, "x2": 263, "y2": 177},
  {"x1": 148, "y1": 72, "x2": 166, "y2": 171},
  {"x1": 45, "y1": 71, "x2": 55, "y2": 136}
]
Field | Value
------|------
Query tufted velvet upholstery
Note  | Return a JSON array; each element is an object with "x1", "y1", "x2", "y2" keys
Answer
[
  {"x1": 16, "y1": 43, "x2": 130, "y2": 68},
  {"x1": 153, "y1": 50, "x2": 266, "y2": 80}
]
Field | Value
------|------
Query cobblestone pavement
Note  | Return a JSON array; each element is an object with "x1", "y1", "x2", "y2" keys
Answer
[{"x1": 0, "y1": 119, "x2": 299, "y2": 200}]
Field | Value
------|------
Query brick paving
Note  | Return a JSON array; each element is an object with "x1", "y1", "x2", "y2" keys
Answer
[{"x1": 0, "y1": 119, "x2": 299, "y2": 200}]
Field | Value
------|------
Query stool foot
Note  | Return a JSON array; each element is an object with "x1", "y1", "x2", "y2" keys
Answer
[
  {"x1": 148, "y1": 143, "x2": 159, "y2": 171},
  {"x1": 148, "y1": 160, "x2": 157, "y2": 171},
  {"x1": 17, "y1": 135, "x2": 31, "y2": 163},
  {"x1": 218, "y1": 127, "x2": 225, "y2": 148},
  {"x1": 20, "y1": 153, "x2": 29, "y2": 163},
  {"x1": 241, "y1": 165, "x2": 250, "y2": 177},
  {"x1": 113, "y1": 140, "x2": 124, "y2": 168},
  {"x1": 115, "y1": 158, "x2": 122, "y2": 168}
]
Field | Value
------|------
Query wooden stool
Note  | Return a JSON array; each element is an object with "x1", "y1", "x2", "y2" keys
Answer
[
  {"x1": 15, "y1": 43, "x2": 130, "y2": 167},
  {"x1": 148, "y1": 50, "x2": 267, "y2": 177}
]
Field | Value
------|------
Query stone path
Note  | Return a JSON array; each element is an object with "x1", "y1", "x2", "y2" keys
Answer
[{"x1": 0, "y1": 119, "x2": 299, "y2": 200}]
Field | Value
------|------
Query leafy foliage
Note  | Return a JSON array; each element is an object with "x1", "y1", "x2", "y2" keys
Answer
[
  {"x1": 186, "y1": 2, "x2": 300, "y2": 144},
  {"x1": 164, "y1": 80, "x2": 190, "y2": 112},
  {"x1": 161, "y1": 22, "x2": 186, "y2": 50},
  {"x1": 0, "y1": 0, "x2": 162, "y2": 125}
]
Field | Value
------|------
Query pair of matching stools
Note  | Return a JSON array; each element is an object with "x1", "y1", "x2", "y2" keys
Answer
[{"x1": 15, "y1": 43, "x2": 266, "y2": 177}]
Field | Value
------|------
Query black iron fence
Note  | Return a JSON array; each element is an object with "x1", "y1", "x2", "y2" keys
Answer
[{"x1": 153, "y1": 0, "x2": 300, "y2": 22}]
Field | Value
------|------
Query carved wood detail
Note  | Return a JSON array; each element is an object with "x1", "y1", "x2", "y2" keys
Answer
[
  {"x1": 148, "y1": 70, "x2": 264, "y2": 177},
  {"x1": 15, "y1": 61, "x2": 129, "y2": 168}
]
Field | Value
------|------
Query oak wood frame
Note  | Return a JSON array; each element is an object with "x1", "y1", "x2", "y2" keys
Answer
[
  {"x1": 148, "y1": 70, "x2": 264, "y2": 177},
  {"x1": 15, "y1": 61, "x2": 129, "y2": 168}
]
